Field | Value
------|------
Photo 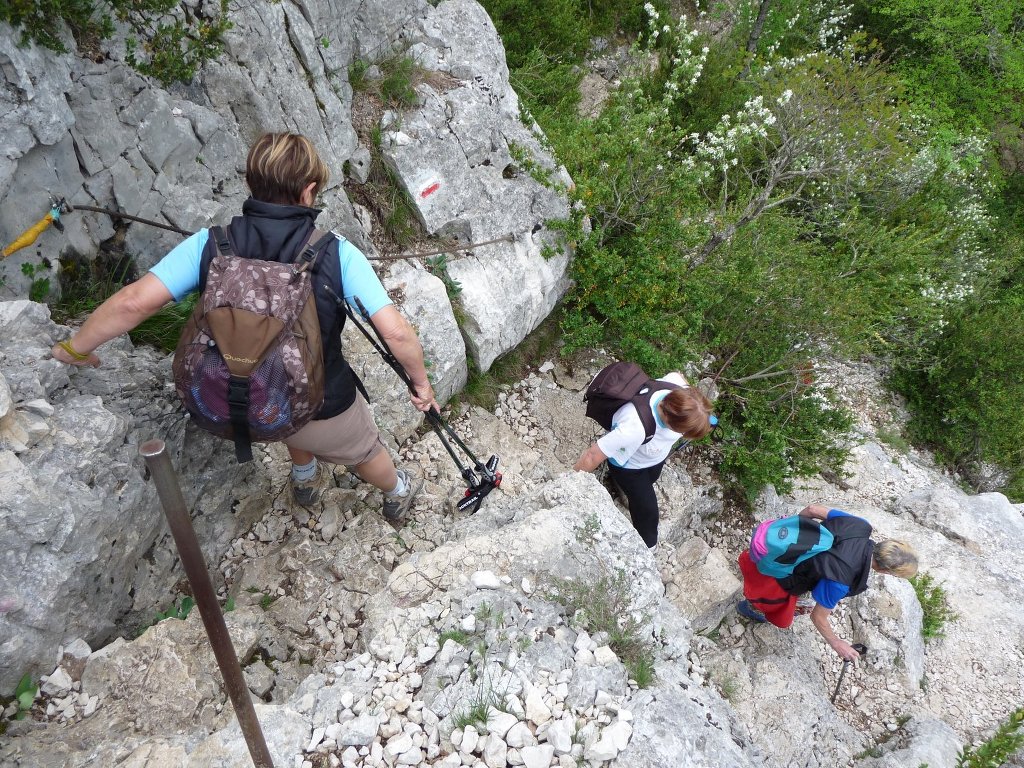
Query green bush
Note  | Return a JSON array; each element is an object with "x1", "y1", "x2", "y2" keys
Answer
[
  {"x1": 894, "y1": 263, "x2": 1024, "y2": 500},
  {"x1": 853, "y1": 0, "x2": 1024, "y2": 133},
  {"x1": 2, "y1": 0, "x2": 231, "y2": 85},
  {"x1": 909, "y1": 572, "x2": 958, "y2": 641},
  {"x1": 957, "y1": 707, "x2": 1024, "y2": 768},
  {"x1": 480, "y1": 0, "x2": 656, "y2": 71}
]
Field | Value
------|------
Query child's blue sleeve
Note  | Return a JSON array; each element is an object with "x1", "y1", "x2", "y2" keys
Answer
[
  {"x1": 811, "y1": 579, "x2": 850, "y2": 610},
  {"x1": 149, "y1": 230, "x2": 208, "y2": 301},
  {"x1": 337, "y1": 237, "x2": 391, "y2": 316}
]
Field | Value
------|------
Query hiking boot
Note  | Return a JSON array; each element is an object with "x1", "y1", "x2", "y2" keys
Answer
[
  {"x1": 736, "y1": 599, "x2": 767, "y2": 623},
  {"x1": 382, "y1": 469, "x2": 423, "y2": 524},
  {"x1": 291, "y1": 463, "x2": 324, "y2": 507}
]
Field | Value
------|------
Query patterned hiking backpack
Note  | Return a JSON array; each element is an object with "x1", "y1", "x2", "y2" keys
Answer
[
  {"x1": 583, "y1": 361, "x2": 680, "y2": 442},
  {"x1": 749, "y1": 516, "x2": 835, "y2": 579},
  {"x1": 172, "y1": 226, "x2": 335, "y2": 462}
]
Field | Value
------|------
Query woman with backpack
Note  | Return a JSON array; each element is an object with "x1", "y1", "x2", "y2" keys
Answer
[
  {"x1": 573, "y1": 369, "x2": 715, "y2": 548},
  {"x1": 50, "y1": 132, "x2": 436, "y2": 524},
  {"x1": 736, "y1": 503, "x2": 918, "y2": 660}
]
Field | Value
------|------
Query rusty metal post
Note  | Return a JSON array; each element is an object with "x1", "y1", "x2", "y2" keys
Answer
[{"x1": 140, "y1": 439, "x2": 274, "y2": 768}]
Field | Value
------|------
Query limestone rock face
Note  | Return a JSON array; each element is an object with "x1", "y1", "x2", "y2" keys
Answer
[
  {"x1": 379, "y1": 1, "x2": 572, "y2": 371},
  {"x1": 0, "y1": 300, "x2": 267, "y2": 692},
  {"x1": 1, "y1": 0, "x2": 572, "y2": 691},
  {"x1": 0, "y1": 0, "x2": 571, "y2": 374}
]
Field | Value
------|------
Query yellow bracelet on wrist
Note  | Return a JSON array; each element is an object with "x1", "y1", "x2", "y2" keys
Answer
[{"x1": 58, "y1": 340, "x2": 91, "y2": 361}]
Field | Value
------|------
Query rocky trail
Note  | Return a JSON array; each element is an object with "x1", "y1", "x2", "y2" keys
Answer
[{"x1": 3, "y1": 349, "x2": 1022, "y2": 768}]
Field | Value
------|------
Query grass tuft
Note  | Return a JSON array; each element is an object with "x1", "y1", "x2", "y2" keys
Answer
[
  {"x1": 910, "y1": 572, "x2": 958, "y2": 642},
  {"x1": 546, "y1": 570, "x2": 657, "y2": 687}
]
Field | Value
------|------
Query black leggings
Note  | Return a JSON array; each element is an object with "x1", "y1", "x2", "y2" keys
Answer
[{"x1": 607, "y1": 460, "x2": 666, "y2": 548}]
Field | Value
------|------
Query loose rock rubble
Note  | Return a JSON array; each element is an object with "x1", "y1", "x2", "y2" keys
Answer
[{"x1": 2, "y1": 356, "x2": 1022, "y2": 768}]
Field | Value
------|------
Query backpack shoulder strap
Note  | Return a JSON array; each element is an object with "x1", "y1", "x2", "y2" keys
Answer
[
  {"x1": 293, "y1": 227, "x2": 336, "y2": 272},
  {"x1": 210, "y1": 225, "x2": 234, "y2": 257},
  {"x1": 632, "y1": 379, "x2": 683, "y2": 441}
]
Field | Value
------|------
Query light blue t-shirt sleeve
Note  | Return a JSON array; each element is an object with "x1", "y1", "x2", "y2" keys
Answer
[
  {"x1": 812, "y1": 579, "x2": 850, "y2": 610},
  {"x1": 827, "y1": 509, "x2": 852, "y2": 519},
  {"x1": 338, "y1": 236, "x2": 391, "y2": 316},
  {"x1": 149, "y1": 229, "x2": 208, "y2": 302},
  {"x1": 151, "y1": 230, "x2": 392, "y2": 314}
]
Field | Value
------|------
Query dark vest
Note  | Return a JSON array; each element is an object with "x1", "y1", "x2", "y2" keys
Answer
[
  {"x1": 778, "y1": 515, "x2": 875, "y2": 598},
  {"x1": 198, "y1": 198, "x2": 356, "y2": 419}
]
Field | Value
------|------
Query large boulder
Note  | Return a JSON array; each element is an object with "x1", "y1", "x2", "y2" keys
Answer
[
  {"x1": 379, "y1": 0, "x2": 573, "y2": 371},
  {"x1": 0, "y1": 301, "x2": 266, "y2": 692}
]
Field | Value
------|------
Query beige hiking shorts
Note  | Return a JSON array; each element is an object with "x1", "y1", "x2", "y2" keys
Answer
[{"x1": 283, "y1": 395, "x2": 386, "y2": 468}]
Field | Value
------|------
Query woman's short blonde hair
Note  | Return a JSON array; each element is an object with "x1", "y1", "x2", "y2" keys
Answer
[
  {"x1": 246, "y1": 132, "x2": 330, "y2": 205},
  {"x1": 873, "y1": 539, "x2": 918, "y2": 578},
  {"x1": 661, "y1": 387, "x2": 715, "y2": 441}
]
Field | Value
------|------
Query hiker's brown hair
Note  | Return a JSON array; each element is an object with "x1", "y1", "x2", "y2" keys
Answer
[
  {"x1": 246, "y1": 133, "x2": 330, "y2": 205},
  {"x1": 660, "y1": 387, "x2": 715, "y2": 440},
  {"x1": 873, "y1": 540, "x2": 918, "y2": 578}
]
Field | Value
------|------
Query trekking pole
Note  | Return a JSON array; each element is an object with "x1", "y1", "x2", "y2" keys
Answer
[
  {"x1": 830, "y1": 642, "x2": 868, "y2": 705},
  {"x1": 140, "y1": 440, "x2": 275, "y2": 768},
  {"x1": 349, "y1": 297, "x2": 499, "y2": 487},
  {"x1": 323, "y1": 285, "x2": 502, "y2": 512}
]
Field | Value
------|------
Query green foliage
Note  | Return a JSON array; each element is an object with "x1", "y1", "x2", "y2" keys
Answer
[
  {"x1": 893, "y1": 258, "x2": 1024, "y2": 500},
  {"x1": 452, "y1": 698, "x2": 492, "y2": 730},
  {"x1": 130, "y1": 292, "x2": 197, "y2": 352},
  {"x1": 909, "y1": 572, "x2": 958, "y2": 641},
  {"x1": 474, "y1": 601, "x2": 495, "y2": 623},
  {"x1": 349, "y1": 59, "x2": 370, "y2": 92},
  {"x1": 125, "y1": 0, "x2": 231, "y2": 85},
  {"x1": 876, "y1": 427, "x2": 911, "y2": 455},
  {"x1": 156, "y1": 596, "x2": 195, "y2": 622},
  {"x1": 2, "y1": 0, "x2": 231, "y2": 85},
  {"x1": 136, "y1": 595, "x2": 196, "y2": 634},
  {"x1": 438, "y1": 629, "x2": 471, "y2": 647},
  {"x1": 574, "y1": 512, "x2": 601, "y2": 544},
  {"x1": 425, "y1": 255, "x2": 463, "y2": 298},
  {"x1": 379, "y1": 55, "x2": 420, "y2": 108},
  {"x1": 956, "y1": 707, "x2": 1024, "y2": 768},
  {"x1": 7, "y1": 674, "x2": 39, "y2": 721},
  {"x1": 53, "y1": 252, "x2": 136, "y2": 326},
  {"x1": 717, "y1": 673, "x2": 740, "y2": 702},
  {"x1": 547, "y1": 570, "x2": 658, "y2": 687},
  {"x1": 20, "y1": 261, "x2": 51, "y2": 303},
  {"x1": 509, "y1": 49, "x2": 584, "y2": 124},
  {"x1": 853, "y1": 0, "x2": 1024, "y2": 132},
  {"x1": 259, "y1": 593, "x2": 278, "y2": 611},
  {"x1": 483, "y1": 0, "x2": 654, "y2": 69},
  {"x1": 507, "y1": 141, "x2": 556, "y2": 187},
  {"x1": 350, "y1": 53, "x2": 424, "y2": 108}
]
